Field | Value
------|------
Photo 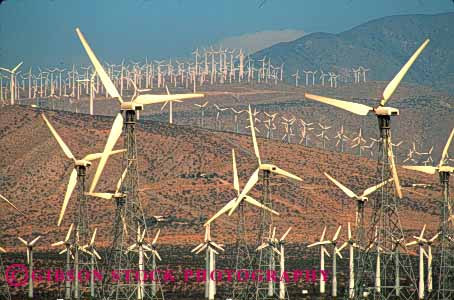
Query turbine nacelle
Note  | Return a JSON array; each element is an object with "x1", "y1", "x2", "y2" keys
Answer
[
  {"x1": 438, "y1": 166, "x2": 454, "y2": 173},
  {"x1": 120, "y1": 101, "x2": 143, "y2": 111},
  {"x1": 75, "y1": 160, "x2": 92, "y2": 167},
  {"x1": 373, "y1": 106, "x2": 399, "y2": 116}
]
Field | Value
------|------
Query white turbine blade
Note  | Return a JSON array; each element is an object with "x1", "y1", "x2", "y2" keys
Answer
[
  {"x1": 387, "y1": 137, "x2": 403, "y2": 199},
  {"x1": 152, "y1": 229, "x2": 160, "y2": 245},
  {"x1": 26, "y1": 249, "x2": 30, "y2": 264},
  {"x1": 165, "y1": 85, "x2": 171, "y2": 95},
  {"x1": 324, "y1": 172, "x2": 357, "y2": 198},
  {"x1": 232, "y1": 149, "x2": 239, "y2": 194},
  {"x1": 141, "y1": 227, "x2": 146, "y2": 241},
  {"x1": 244, "y1": 196, "x2": 279, "y2": 216},
  {"x1": 191, "y1": 243, "x2": 205, "y2": 253},
  {"x1": 320, "y1": 226, "x2": 327, "y2": 241},
  {"x1": 83, "y1": 149, "x2": 125, "y2": 161},
  {"x1": 338, "y1": 242, "x2": 348, "y2": 252},
  {"x1": 421, "y1": 248, "x2": 428, "y2": 258},
  {"x1": 160, "y1": 101, "x2": 169, "y2": 111},
  {"x1": 195, "y1": 243, "x2": 208, "y2": 254},
  {"x1": 348, "y1": 222, "x2": 352, "y2": 240},
  {"x1": 204, "y1": 199, "x2": 236, "y2": 226},
  {"x1": 305, "y1": 93, "x2": 372, "y2": 116},
  {"x1": 115, "y1": 167, "x2": 128, "y2": 194},
  {"x1": 272, "y1": 247, "x2": 282, "y2": 256},
  {"x1": 381, "y1": 39, "x2": 430, "y2": 105},
  {"x1": 89, "y1": 113, "x2": 124, "y2": 193},
  {"x1": 307, "y1": 242, "x2": 322, "y2": 248},
  {"x1": 256, "y1": 243, "x2": 269, "y2": 251},
  {"x1": 90, "y1": 228, "x2": 97, "y2": 246},
  {"x1": 0, "y1": 193, "x2": 25, "y2": 216},
  {"x1": 17, "y1": 237, "x2": 28, "y2": 246},
  {"x1": 80, "y1": 247, "x2": 92, "y2": 256},
  {"x1": 12, "y1": 62, "x2": 23, "y2": 73},
  {"x1": 209, "y1": 246, "x2": 219, "y2": 255},
  {"x1": 127, "y1": 243, "x2": 137, "y2": 252},
  {"x1": 440, "y1": 128, "x2": 454, "y2": 167},
  {"x1": 87, "y1": 192, "x2": 114, "y2": 200},
  {"x1": 402, "y1": 165, "x2": 436, "y2": 175},
  {"x1": 0, "y1": 247, "x2": 6, "y2": 253},
  {"x1": 41, "y1": 114, "x2": 75, "y2": 160},
  {"x1": 335, "y1": 247, "x2": 344, "y2": 259},
  {"x1": 75, "y1": 28, "x2": 122, "y2": 102},
  {"x1": 430, "y1": 232, "x2": 441, "y2": 242},
  {"x1": 58, "y1": 168, "x2": 78, "y2": 226},
  {"x1": 59, "y1": 248, "x2": 67, "y2": 255},
  {"x1": 269, "y1": 165, "x2": 302, "y2": 181},
  {"x1": 153, "y1": 250, "x2": 162, "y2": 261},
  {"x1": 93, "y1": 249, "x2": 102, "y2": 260},
  {"x1": 228, "y1": 168, "x2": 260, "y2": 216},
  {"x1": 333, "y1": 226, "x2": 342, "y2": 242},
  {"x1": 134, "y1": 93, "x2": 205, "y2": 105},
  {"x1": 362, "y1": 178, "x2": 393, "y2": 197},
  {"x1": 210, "y1": 241, "x2": 225, "y2": 252},
  {"x1": 323, "y1": 247, "x2": 331, "y2": 257},
  {"x1": 406, "y1": 240, "x2": 418, "y2": 247},
  {"x1": 280, "y1": 227, "x2": 292, "y2": 242},
  {"x1": 65, "y1": 223, "x2": 74, "y2": 242},
  {"x1": 51, "y1": 241, "x2": 65, "y2": 247},
  {"x1": 419, "y1": 224, "x2": 426, "y2": 240},
  {"x1": 248, "y1": 105, "x2": 261, "y2": 165},
  {"x1": 272, "y1": 227, "x2": 276, "y2": 241},
  {"x1": 30, "y1": 236, "x2": 41, "y2": 246}
]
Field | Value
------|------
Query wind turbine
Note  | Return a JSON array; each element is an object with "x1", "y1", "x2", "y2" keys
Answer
[
  {"x1": 228, "y1": 105, "x2": 302, "y2": 218},
  {"x1": 41, "y1": 113, "x2": 125, "y2": 226},
  {"x1": 191, "y1": 224, "x2": 224, "y2": 300},
  {"x1": 276, "y1": 227, "x2": 291, "y2": 300},
  {"x1": 18, "y1": 236, "x2": 41, "y2": 299},
  {"x1": 126, "y1": 225, "x2": 154, "y2": 300},
  {"x1": 80, "y1": 228, "x2": 102, "y2": 298},
  {"x1": 334, "y1": 125, "x2": 350, "y2": 152},
  {"x1": 256, "y1": 226, "x2": 280, "y2": 297},
  {"x1": 403, "y1": 128, "x2": 454, "y2": 298},
  {"x1": 75, "y1": 27, "x2": 204, "y2": 194},
  {"x1": 160, "y1": 85, "x2": 182, "y2": 124},
  {"x1": 425, "y1": 231, "x2": 440, "y2": 294},
  {"x1": 305, "y1": 39, "x2": 430, "y2": 199},
  {"x1": 52, "y1": 224, "x2": 74, "y2": 300},
  {"x1": 0, "y1": 193, "x2": 26, "y2": 217},
  {"x1": 366, "y1": 227, "x2": 385, "y2": 294},
  {"x1": 76, "y1": 71, "x2": 97, "y2": 115},
  {"x1": 308, "y1": 226, "x2": 331, "y2": 295},
  {"x1": 0, "y1": 62, "x2": 23, "y2": 105},
  {"x1": 328, "y1": 226, "x2": 344, "y2": 298},
  {"x1": 337, "y1": 222, "x2": 361, "y2": 299},
  {"x1": 194, "y1": 101, "x2": 209, "y2": 128},
  {"x1": 204, "y1": 149, "x2": 278, "y2": 226},
  {"x1": 324, "y1": 172, "x2": 392, "y2": 244},
  {"x1": 406, "y1": 225, "x2": 428, "y2": 300}
]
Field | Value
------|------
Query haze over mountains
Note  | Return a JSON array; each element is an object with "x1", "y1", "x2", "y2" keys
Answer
[{"x1": 252, "y1": 13, "x2": 454, "y2": 93}]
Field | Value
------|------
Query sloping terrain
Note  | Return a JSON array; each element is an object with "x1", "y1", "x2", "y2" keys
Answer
[
  {"x1": 0, "y1": 106, "x2": 443, "y2": 253},
  {"x1": 252, "y1": 12, "x2": 454, "y2": 93}
]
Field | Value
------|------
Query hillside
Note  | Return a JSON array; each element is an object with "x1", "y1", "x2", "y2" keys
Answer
[
  {"x1": 0, "y1": 106, "x2": 443, "y2": 253},
  {"x1": 252, "y1": 13, "x2": 454, "y2": 93}
]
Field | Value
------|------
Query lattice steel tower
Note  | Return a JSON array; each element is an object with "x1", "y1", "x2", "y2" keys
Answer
[
  {"x1": 103, "y1": 109, "x2": 164, "y2": 300},
  {"x1": 354, "y1": 116, "x2": 417, "y2": 300}
]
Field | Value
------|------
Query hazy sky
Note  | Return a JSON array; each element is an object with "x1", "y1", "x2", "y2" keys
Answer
[{"x1": 0, "y1": 0, "x2": 453, "y2": 67}]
